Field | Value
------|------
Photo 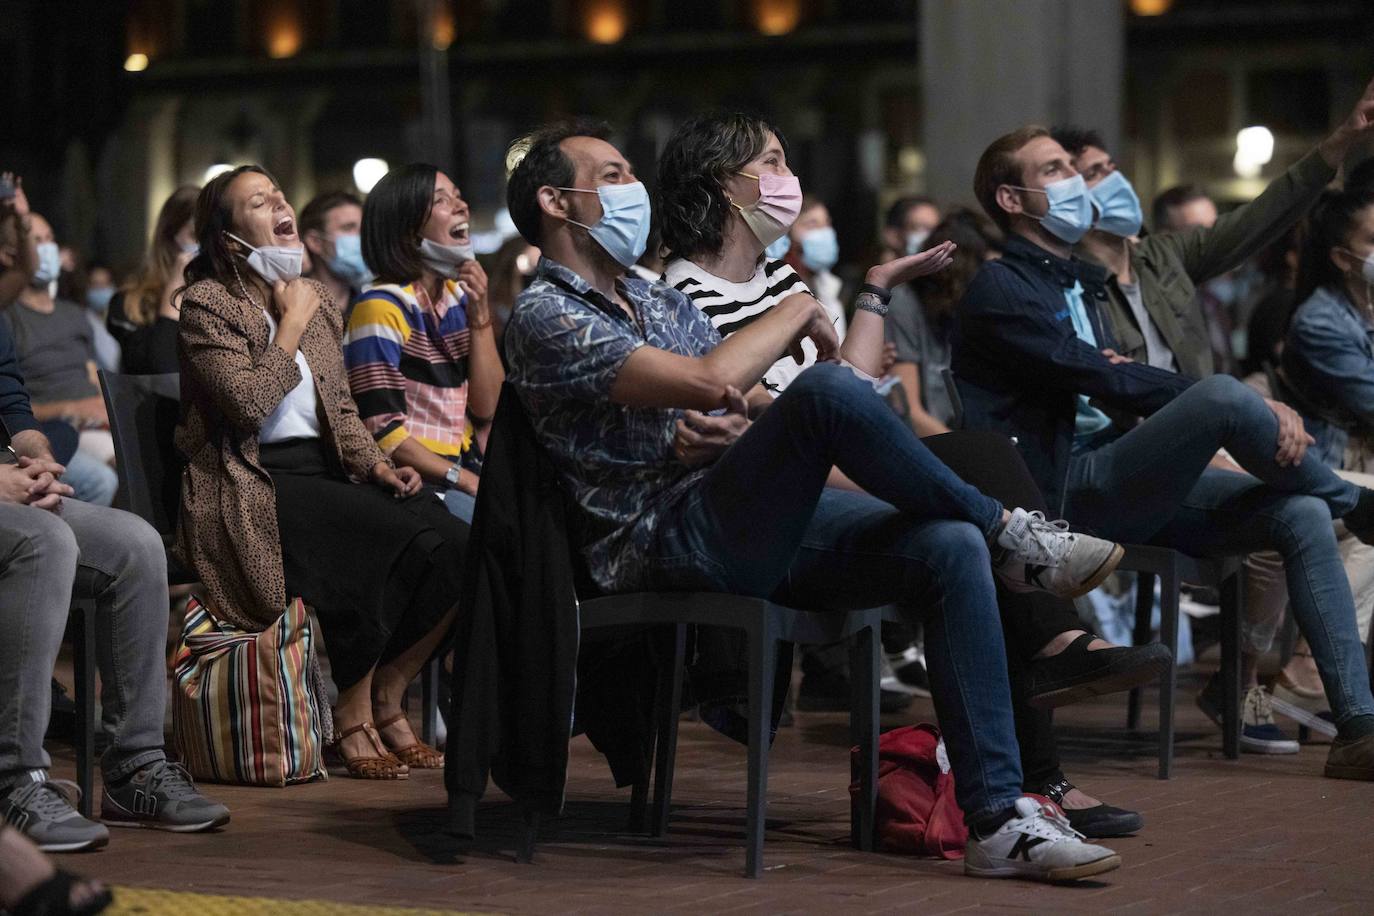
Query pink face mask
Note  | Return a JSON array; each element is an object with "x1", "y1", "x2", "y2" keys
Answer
[{"x1": 733, "y1": 171, "x2": 802, "y2": 248}]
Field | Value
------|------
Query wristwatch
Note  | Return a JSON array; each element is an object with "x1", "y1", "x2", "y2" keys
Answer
[{"x1": 445, "y1": 465, "x2": 461, "y2": 489}]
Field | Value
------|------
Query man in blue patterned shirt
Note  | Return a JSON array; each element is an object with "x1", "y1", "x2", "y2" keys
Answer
[{"x1": 501, "y1": 119, "x2": 1129, "y2": 882}]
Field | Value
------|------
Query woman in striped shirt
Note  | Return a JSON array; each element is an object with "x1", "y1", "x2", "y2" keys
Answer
[{"x1": 345, "y1": 164, "x2": 505, "y2": 523}]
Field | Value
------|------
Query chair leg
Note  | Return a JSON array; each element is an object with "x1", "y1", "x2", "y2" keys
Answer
[
  {"x1": 1220, "y1": 571, "x2": 1244, "y2": 760},
  {"x1": 1127, "y1": 572, "x2": 1157, "y2": 731},
  {"x1": 744, "y1": 623, "x2": 777, "y2": 879},
  {"x1": 650, "y1": 624, "x2": 686, "y2": 839},
  {"x1": 421, "y1": 657, "x2": 441, "y2": 748},
  {"x1": 72, "y1": 600, "x2": 97, "y2": 818},
  {"x1": 1157, "y1": 568, "x2": 1180, "y2": 780},
  {"x1": 848, "y1": 622, "x2": 879, "y2": 852}
]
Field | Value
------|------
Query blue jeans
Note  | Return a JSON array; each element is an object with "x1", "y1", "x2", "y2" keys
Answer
[
  {"x1": 442, "y1": 488, "x2": 476, "y2": 524},
  {"x1": 645, "y1": 363, "x2": 1020, "y2": 824},
  {"x1": 1065, "y1": 374, "x2": 1374, "y2": 725},
  {"x1": 64, "y1": 449, "x2": 117, "y2": 507}
]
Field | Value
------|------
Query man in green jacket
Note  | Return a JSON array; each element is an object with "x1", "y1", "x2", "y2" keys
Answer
[
  {"x1": 1051, "y1": 125, "x2": 1334, "y2": 382},
  {"x1": 1049, "y1": 115, "x2": 1354, "y2": 757}
]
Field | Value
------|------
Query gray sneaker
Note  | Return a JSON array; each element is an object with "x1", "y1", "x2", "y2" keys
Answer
[
  {"x1": 994, "y1": 508, "x2": 1124, "y2": 599},
  {"x1": 2, "y1": 771, "x2": 110, "y2": 852},
  {"x1": 101, "y1": 761, "x2": 229, "y2": 832}
]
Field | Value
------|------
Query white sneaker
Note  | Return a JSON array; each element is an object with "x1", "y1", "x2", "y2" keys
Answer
[
  {"x1": 993, "y1": 508, "x2": 1124, "y2": 599},
  {"x1": 964, "y1": 797, "x2": 1121, "y2": 882}
]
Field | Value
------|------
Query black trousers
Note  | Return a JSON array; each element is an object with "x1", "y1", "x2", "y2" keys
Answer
[{"x1": 922, "y1": 431, "x2": 1080, "y2": 789}]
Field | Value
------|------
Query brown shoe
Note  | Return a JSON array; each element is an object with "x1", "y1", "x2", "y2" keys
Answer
[
  {"x1": 332, "y1": 722, "x2": 409, "y2": 780},
  {"x1": 1324, "y1": 732, "x2": 1374, "y2": 780},
  {"x1": 376, "y1": 713, "x2": 444, "y2": 769}
]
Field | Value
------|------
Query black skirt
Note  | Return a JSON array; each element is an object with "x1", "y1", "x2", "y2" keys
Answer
[{"x1": 259, "y1": 438, "x2": 469, "y2": 690}]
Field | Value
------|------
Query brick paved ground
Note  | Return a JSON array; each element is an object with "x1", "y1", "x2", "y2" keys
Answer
[{"x1": 50, "y1": 667, "x2": 1374, "y2": 915}]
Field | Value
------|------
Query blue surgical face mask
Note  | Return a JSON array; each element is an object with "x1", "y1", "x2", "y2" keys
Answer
[
  {"x1": 904, "y1": 228, "x2": 931, "y2": 256},
  {"x1": 181, "y1": 241, "x2": 201, "y2": 257},
  {"x1": 327, "y1": 232, "x2": 371, "y2": 286},
  {"x1": 556, "y1": 181, "x2": 651, "y2": 268},
  {"x1": 32, "y1": 242, "x2": 61, "y2": 286},
  {"x1": 1010, "y1": 174, "x2": 1095, "y2": 244},
  {"x1": 1089, "y1": 170, "x2": 1143, "y2": 238},
  {"x1": 86, "y1": 286, "x2": 115, "y2": 314},
  {"x1": 799, "y1": 226, "x2": 839, "y2": 273},
  {"x1": 764, "y1": 234, "x2": 791, "y2": 260}
]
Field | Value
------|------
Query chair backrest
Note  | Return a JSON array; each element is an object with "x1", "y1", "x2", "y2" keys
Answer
[
  {"x1": 940, "y1": 367, "x2": 964, "y2": 430},
  {"x1": 98, "y1": 370, "x2": 183, "y2": 537}
]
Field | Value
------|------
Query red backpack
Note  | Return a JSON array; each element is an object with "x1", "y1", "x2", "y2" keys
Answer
[{"x1": 850, "y1": 724, "x2": 968, "y2": 859}]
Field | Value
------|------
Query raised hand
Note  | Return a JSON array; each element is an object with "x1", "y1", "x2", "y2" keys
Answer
[
  {"x1": 1320, "y1": 74, "x2": 1374, "y2": 168},
  {"x1": 864, "y1": 240, "x2": 957, "y2": 290}
]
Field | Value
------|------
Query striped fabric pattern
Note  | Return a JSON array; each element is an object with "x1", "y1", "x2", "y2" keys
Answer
[
  {"x1": 172, "y1": 597, "x2": 327, "y2": 787},
  {"x1": 343, "y1": 281, "x2": 472, "y2": 458}
]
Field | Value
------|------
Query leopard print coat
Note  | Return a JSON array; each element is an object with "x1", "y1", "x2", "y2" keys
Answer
[{"x1": 174, "y1": 278, "x2": 386, "y2": 631}]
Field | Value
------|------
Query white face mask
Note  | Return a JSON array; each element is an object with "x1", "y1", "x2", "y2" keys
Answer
[
  {"x1": 1342, "y1": 247, "x2": 1374, "y2": 285},
  {"x1": 227, "y1": 232, "x2": 302, "y2": 283},
  {"x1": 418, "y1": 238, "x2": 474, "y2": 279},
  {"x1": 904, "y1": 229, "x2": 931, "y2": 256}
]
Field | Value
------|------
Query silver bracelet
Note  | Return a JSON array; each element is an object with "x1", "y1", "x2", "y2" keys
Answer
[{"x1": 855, "y1": 291, "x2": 889, "y2": 317}]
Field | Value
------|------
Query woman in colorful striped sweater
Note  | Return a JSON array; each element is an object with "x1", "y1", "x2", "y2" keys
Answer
[{"x1": 345, "y1": 164, "x2": 505, "y2": 523}]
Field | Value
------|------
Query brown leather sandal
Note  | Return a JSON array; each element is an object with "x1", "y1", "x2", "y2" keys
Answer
[
  {"x1": 333, "y1": 722, "x2": 409, "y2": 779},
  {"x1": 376, "y1": 713, "x2": 445, "y2": 769}
]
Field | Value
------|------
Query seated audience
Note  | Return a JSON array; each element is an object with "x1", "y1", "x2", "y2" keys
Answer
[
  {"x1": 108, "y1": 186, "x2": 199, "y2": 375},
  {"x1": 953, "y1": 95, "x2": 1374, "y2": 781},
  {"x1": 345, "y1": 164, "x2": 502, "y2": 524},
  {"x1": 1272, "y1": 186, "x2": 1374, "y2": 709},
  {"x1": 82, "y1": 261, "x2": 122, "y2": 372},
  {"x1": 0, "y1": 211, "x2": 116, "y2": 506},
  {"x1": 658, "y1": 112, "x2": 1163, "y2": 837},
  {"x1": 887, "y1": 208, "x2": 1002, "y2": 437},
  {"x1": 0, "y1": 172, "x2": 37, "y2": 308},
  {"x1": 783, "y1": 195, "x2": 845, "y2": 331},
  {"x1": 175, "y1": 166, "x2": 467, "y2": 779},
  {"x1": 504, "y1": 118, "x2": 1130, "y2": 881},
  {"x1": 484, "y1": 234, "x2": 540, "y2": 343},
  {"x1": 878, "y1": 194, "x2": 942, "y2": 265},
  {"x1": 1057, "y1": 121, "x2": 1357, "y2": 753},
  {"x1": 300, "y1": 190, "x2": 369, "y2": 310},
  {"x1": 0, "y1": 317, "x2": 227, "y2": 852}
]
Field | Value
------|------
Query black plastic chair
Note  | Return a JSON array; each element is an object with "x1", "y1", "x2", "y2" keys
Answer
[
  {"x1": 517, "y1": 593, "x2": 890, "y2": 879},
  {"x1": 65, "y1": 597, "x2": 97, "y2": 817},
  {"x1": 1119, "y1": 546, "x2": 1244, "y2": 777},
  {"x1": 942, "y1": 368, "x2": 1247, "y2": 777}
]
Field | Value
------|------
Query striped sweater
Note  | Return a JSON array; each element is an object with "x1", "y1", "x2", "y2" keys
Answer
[{"x1": 343, "y1": 280, "x2": 472, "y2": 457}]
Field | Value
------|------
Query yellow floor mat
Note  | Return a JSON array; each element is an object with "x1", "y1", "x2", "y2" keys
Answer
[{"x1": 108, "y1": 886, "x2": 486, "y2": 915}]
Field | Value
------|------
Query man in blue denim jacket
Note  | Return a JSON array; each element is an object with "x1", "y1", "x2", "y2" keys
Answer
[
  {"x1": 954, "y1": 92, "x2": 1374, "y2": 781},
  {"x1": 503, "y1": 118, "x2": 1131, "y2": 881}
]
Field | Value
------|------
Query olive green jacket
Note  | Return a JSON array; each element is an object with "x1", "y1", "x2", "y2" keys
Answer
[{"x1": 1089, "y1": 150, "x2": 1335, "y2": 380}]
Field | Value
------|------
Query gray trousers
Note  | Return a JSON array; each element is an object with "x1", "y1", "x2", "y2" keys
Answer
[{"x1": 0, "y1": 498, "x2": 168, "y2": 785}]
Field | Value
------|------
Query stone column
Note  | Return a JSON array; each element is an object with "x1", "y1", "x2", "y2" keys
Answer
[{"x1": 920, "y1": 0, "x2": 1124, "y2": 207}]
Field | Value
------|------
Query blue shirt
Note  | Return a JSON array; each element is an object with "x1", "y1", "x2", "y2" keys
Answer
[
  {"x1": 1282, "y1": 283, "x2": 1374, "y2": 469},
  {"x1": 504, "y1": 257, "x2": 722, "y2": 591},
  {"x1": 1062, "y1": 280, "x2": 1114, "y2": 443}
]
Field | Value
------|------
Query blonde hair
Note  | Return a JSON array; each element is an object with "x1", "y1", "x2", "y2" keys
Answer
[{"x1": 121, "y1": 185, "x2": 198, "y2": 325}]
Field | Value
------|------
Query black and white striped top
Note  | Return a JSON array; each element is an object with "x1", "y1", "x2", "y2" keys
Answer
[{"x1": 663, "y1": 257, "x2": 844, "y2": 396}]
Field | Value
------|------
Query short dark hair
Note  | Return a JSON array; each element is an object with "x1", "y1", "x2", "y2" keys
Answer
[
  {"x1": 183, "y1": 165, "x2": 278, "y2": 293},
  {"x1": 656, "y1": 112, "x2": 788, "y2": 260},
  {"x1": 362, "y1": 164, "x2": 440, "y2": 285},
  {"x1": 506, "y1": 118, "x2": 614, "y2": 247},
  {"x1": 299, "y1": 190, "x2": 362, "y2": 239},
  {"x1": 1151, "y1": 184, "x2": 1212, "y2": 232},
  {"x1": 1049, "y1": 125, "x2": 1108, "y2": 159},
  {"x1": 973, "y1": 125, "x2": 1051, "y2": 233},
  {"x1": 884, "y1": 195, "x2": 938, "y2": 230},
  {"x1": 1296, "y1": 186, "x2": 1374, "y2": 305}
]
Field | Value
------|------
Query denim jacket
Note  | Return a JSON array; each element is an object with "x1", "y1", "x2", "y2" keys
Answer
[
  {"x1": 952, "y1": 234, "x2": 1193, "y2": 511},
  {"x1": 1281, "y1": 284, "x2": 1374, "y2": 469}
]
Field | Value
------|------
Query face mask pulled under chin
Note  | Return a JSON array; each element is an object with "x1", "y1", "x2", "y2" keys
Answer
[
  {"x1": 419, "y1": 238, "x2": 475, "y2": 279},
  {"x1": 227, "y1": 232, "x2": 303, "y2": 283}
]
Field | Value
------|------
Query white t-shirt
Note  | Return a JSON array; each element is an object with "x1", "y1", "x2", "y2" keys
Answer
[
  {"x1": 259, "y1": 309, "x2": 322, "y2": 443},
  {"x1": 663, "y1": 257, "x2": 841, "y2": 397},
  {"x1": 1117, "y1": 279, "x2": 1178, "y2": 373}
]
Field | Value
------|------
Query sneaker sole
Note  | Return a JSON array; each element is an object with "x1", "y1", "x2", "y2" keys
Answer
[
  {"x1": 102, "y1": 812, "x2": 230, "y2": 833},
  {"x1": 1000, "y1": 543, "x2": 1125, "y2": 600},
  {"x1": 1240, "y1": 739, "x2": 1300, "y2": 755},
  {"x1": 34, "y1": 834, "x2": 109, "y2": 853},
  {"x1": 1027, "y1": 646, "x2": 1171, "y2": 711},
  {"x1": 965, "y1": 852, "x2": 1121, "y2": 882},
  {"x1": 1270, "y1": 696, "x2": 1338, "y2": 738}
]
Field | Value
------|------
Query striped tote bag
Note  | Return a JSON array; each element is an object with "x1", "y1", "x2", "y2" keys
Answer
[{"x1": 171, "y1": 596, "x2": 328, "y2": 786}]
